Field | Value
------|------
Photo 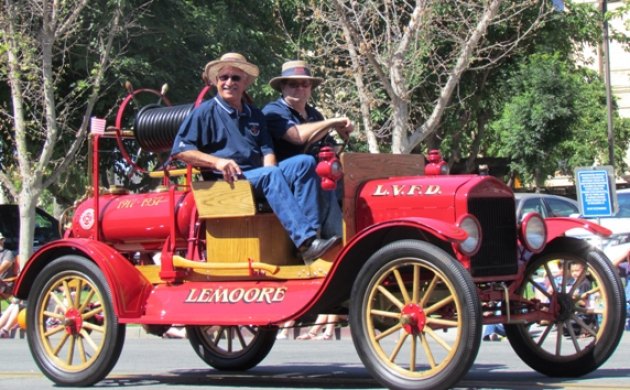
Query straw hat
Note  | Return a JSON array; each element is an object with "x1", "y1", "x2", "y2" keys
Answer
[
  {"x1": 269, "y1": 60, "x2": 324, "y2": 92},
  {"x1": 204, "y1": 52, "x2": 259, "y2": 87}
]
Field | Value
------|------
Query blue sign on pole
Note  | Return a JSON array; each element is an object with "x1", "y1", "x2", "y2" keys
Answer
[{"x1": 575, "y1": 168, "x2": 614, "y2": 218}]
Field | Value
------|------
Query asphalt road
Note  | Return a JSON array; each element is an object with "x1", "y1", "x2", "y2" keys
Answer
[{"x1": 0, "y1": 327, "x2": 628, "y2": 389}]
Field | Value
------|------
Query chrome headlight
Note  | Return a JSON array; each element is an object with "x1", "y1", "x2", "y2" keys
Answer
[
  {"x1": 457, "y1": 214, "x2": 482, "y2": 256},
  {"x1": 520, "y1": 212, "x2": 547, "y2": 253}
]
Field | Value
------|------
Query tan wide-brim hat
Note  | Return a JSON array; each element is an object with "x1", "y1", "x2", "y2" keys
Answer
[
  {"x1": 269, "y1": 60, "x2": 324, "y2": 92},
  {"x1": 204, "y1": 52, "x2": 259, "y2": 87}
]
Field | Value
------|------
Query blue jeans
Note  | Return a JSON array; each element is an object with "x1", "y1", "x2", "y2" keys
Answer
[
  {"x1": 483, "y1": 324, "x2": 505, "y2": 338},
  {"x1": 319, "y1": 187, "x2": 343, "y2": 239},
  {"x1": 243, "y1": 155, "x2": 320, "y2": 248}
]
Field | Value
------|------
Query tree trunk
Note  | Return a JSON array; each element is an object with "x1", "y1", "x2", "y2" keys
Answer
[
  {"x1": 391, "y1": 97, "x2": 409, "y2": 154},
  {"x1": 403, "y1": 0, "x2": 502, "y2": 153},
  {"x1": 17, "y1": 190, "x2": 38, "y2": 269}
]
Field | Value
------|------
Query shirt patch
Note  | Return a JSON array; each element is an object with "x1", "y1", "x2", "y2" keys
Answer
[{"x1": 249, "y1": 122, "x2": 261, "y2": 136}]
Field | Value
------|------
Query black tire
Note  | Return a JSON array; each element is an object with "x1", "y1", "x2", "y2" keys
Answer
[
  {"x1": 187, "y1": 325, "x2": 277, "y2": 370},
  {"x1": 349, "y1": 240, "x2": 482, "y2": 390},
  {"x1": 26, "y1": 255, "x2": 126, "y2": 386},
  {"x1": 504, "y1": 246, "x2": 625, "y2": 377}
]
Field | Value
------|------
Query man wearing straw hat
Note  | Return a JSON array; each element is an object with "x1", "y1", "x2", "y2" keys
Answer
[
  {"x1": 171, "y1": 53, "x2": 339, "y2": 264},
  {"x1": 263, "y1": 60, "x2": 353, "y2": 239}
]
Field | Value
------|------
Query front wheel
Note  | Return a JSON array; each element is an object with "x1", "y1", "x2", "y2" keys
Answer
[
  {"x1": 187, "y1": 325, "x2": 277, "y2": 370},
  {"x1": 505, "y1": 246, "x2": 625, "y2": 377},
  {"x1": 350, "y1": 240, "x2": 482, "y2": 390},
  {"x1": 26, "y1": 255, "x2": 125, "y2": 386}
]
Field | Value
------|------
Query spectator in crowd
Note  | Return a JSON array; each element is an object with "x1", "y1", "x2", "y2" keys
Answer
[
  {"x1": 296, "y1": 314, "x2": 341, "y2": 340},
  {"x1": 1, "y1": 232, "x2": 17, "y2": 302},
  {"x1": 263, "y1": 60, "x2": 353, "y2": 239},
  {"x1": 276, "y1": 320, "x2": 295, "y2": 340},
  {"x1": 0, "y1": 232, "x2": 22, "y2": 338},
  {"x1": 0, "y1": 232, "x2": 16, "y2": 291},
  {"x1": 171, "y1": 53, "x2": 339, "y2": 264},
  {"x1": 482, "y1": 323, "x2": 505, "y2": 341},
  {"x1": 0, "y1": 298, "x2": 24, "y2": 338}
]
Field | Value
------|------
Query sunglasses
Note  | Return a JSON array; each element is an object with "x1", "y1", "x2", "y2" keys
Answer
[
  {"x1": 286, "y1": 80, "x2": 311, "y2": 88},
  {"x1": 218, "y1": 74, "x2": 242, "y2": 82}
]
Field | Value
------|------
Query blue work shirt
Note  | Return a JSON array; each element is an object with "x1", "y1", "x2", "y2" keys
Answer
[
  {"x1": 171, "y1": 95, "x2": 274, "y2": 171},
  {"x1": 262, "y1": 97, "x2": 324, "y2": 161}
]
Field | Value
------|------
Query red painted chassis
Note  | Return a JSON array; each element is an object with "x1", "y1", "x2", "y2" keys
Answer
[{"x1": 12, "y1": 86, "x2": 626, "y2": 389}]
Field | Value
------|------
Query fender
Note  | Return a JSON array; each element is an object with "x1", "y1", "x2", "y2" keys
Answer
[
  {"x1": 545, "y1": 217, "x2": 612, "y2": 242},
  {"x1": 295, "y1": 217, "x2": 467, "y2": 318},
  {"x1": 13, "y1": 238, "x2": 152, "y2": 318},
  {"x1": 348, "y1": 216, "x2": 468, "y2": 246}
]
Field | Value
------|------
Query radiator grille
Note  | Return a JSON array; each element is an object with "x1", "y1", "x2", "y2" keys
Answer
[{"x1": 468, "y1": 197, "x2": 518, "y2": 277}]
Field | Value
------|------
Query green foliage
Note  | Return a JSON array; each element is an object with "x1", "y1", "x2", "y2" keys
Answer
[{"x1": 488, "y1": 51, "x2": 628, "y2": 187}]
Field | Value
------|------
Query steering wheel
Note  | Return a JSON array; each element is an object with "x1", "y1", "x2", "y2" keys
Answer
[{"x1": 303, "y1": 126, "x2": 349, "y2": 156}]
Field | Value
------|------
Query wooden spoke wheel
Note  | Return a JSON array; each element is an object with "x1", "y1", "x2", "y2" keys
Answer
[
  {"x1": 187, "y1": 325, "x2": 277, "y2": 370},
  {"x1": 349, "y1": 240, "x2": 481, "y2": 390},
  {"x1": 26, "y1": 256, "x2": 125, "y2": 386},
  {"x1": 505, "y1": 245, "x2": 625, "y2": 377}
]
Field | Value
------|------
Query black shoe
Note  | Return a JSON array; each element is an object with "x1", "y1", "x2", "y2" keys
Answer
[{"x1": 301, "y1": 236, "x2": 341, "y2": 265}]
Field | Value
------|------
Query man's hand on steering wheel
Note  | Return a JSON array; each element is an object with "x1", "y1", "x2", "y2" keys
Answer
[
  {"x1": 331, "y1": 117, "x2": 354, "y2": 141},
  {"x1": 303, "y1": 117, "x2": 354, "y2": 155}
]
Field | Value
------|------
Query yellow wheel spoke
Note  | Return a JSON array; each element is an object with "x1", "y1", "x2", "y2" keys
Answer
[
  {"x1": 82, "y1": 321, "x2": 105, "y2": 334},
  {"x1": 78, "y1": 289, "x2": 96, "y2": 312},
  {"x1": 44, "y1": 324, "x2": 65, "y2": 337},
  {"x1": 376, "y1": 285, "x2": 404, "y2": 310},
  {"x1": 388, "y1": 332, "x2": 407, "y2": 362},
  {"x1": 73, "y1": 279, "x2": 83, "y2": 307},
  {"x1": 425, "y1": 317, "x2": 458, "y2": 327},
  {"x1": 82, "y1": 306, "x2": 103, "y2": 321},
  {"x1": 77, "y1": 336, "x2": 88, "y2": 364},
  {"x1": 52, "y1": 333, "x2": 70, "y2": 356},
  {"x1": 420, "y1": 332, "x2": 437, "y2": 369},
  {"x1": 420, "y1": 275, "x2": 438, "y2": 307},
  {"x1": 412, "y1": 265, "x2": 420, "y2": 303},
  {"x1": 43, "y1": 310, "x2": 64, "y2": 320},
  {"x1": 424, "y1": 294, "x2": 455, "y2": 315},
  {"x1": 393, "y1": 268, "x2": 411, "y2": 304},
  {"x1": 424, "y1": 327, "x2": 452, "y2": 352},
  {"x1": 409, "y1": 334, "x2": 417, "y2": 372},
  {"x1": 370, "y1": 308, "x2": 401, "y2": 319},
  {"x1": 79, "y1": 328, "x2": 100, "y2": 351},
  {"x1": 375, "y1": 322, "x2": 403, "y2": 341},
  {"x1": 65, "y1": 336, "x2": 76, "y2": 365},
  {"x1": 49, "y1": 291, "x2": 66, "y2": 312},
  {"x1": 61, "y1": 280, "x2": 75, "y2": 308}
]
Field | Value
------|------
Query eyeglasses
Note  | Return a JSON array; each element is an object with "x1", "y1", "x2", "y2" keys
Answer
[
  {"x1": 218, "y1": 74, "x2": 242, "y2": 82},
  {"x1": 286, "y1": 80, "x2": 311, "y2": 88}
]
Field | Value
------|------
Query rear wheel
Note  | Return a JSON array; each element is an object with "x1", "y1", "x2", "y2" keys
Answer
[
  {"x1": 350, "y1": 240, "x2": 482, "y2": 390},
  {"x1": 505, "y1": 246, "x2": 625, "y2": 376},
  {"x1": 26, "y1": 255, "x2": 125, "y2": 386},
  {"x1": 187, "y1": 325, "x2": 277, "y2": 370}
]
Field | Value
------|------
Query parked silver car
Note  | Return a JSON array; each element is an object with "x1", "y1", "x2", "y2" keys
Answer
[
  {"x1": 514, "y1": 191, "x2": 630, "y2": 264},
  {"x1": 514, "y1": 192, "x2": 579, "y2": 221},
  {"x1": 576, "y1": 188, "x2": 630, "y2": 264}
]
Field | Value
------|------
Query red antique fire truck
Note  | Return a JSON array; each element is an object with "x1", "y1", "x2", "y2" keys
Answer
[{"x1": 12, "y1": 85, "x2": 626, "y2": 390}]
